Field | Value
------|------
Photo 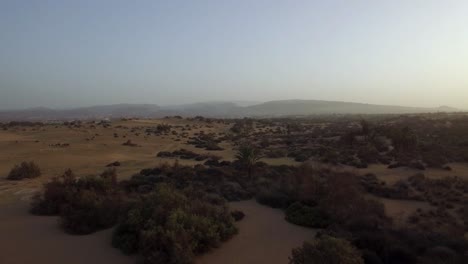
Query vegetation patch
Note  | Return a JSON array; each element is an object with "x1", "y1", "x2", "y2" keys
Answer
[
  {"x1": 289, "y1": 235, "x2": 364, "y2": 264},
  {"x1": 7, "y1": 161, "x2": 41, "y2": 180},
  {"x1": 30, "y1": 169, "x2": 120, "y2": 234},
  {"x1": 285, "y1": 202, "x2": 330, "y2": 228},
  {"x1": 112, "y1": 184, "x2": 237, "y2": 263}
]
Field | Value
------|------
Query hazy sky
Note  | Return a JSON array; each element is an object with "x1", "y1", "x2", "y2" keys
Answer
[{"x1": 1, "y1": 0, "x2": 467, "y2": 110}]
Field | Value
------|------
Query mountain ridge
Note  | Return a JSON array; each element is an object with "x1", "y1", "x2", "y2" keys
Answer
[{"x1": 0, "y1": 100, "x2": 460, "y2": 121}]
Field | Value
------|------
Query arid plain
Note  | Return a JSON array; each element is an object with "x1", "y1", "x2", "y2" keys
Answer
[{"x1": 1, "y1": 116, "x2": 467, "y2": 264}]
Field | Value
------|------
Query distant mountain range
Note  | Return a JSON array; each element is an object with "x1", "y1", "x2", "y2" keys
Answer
[{"x1": 0, "y1": 100, "x2": 460, "y2": 121}]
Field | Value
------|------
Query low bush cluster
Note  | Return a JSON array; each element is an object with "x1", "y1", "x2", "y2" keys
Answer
[
  {"x1": 145, "y1": 124, "x2": 172, "y2": 135},
  {"x1": 256, "y1": 164, "x2": 388, "y2": 231},
  {"x1": 256, "y1": 190, "x2": 292, "y2": 208},
  {"x1": 7, "y1": 161, "x2": 41, "y2": 180},
  {"x1": 31, "y1": 164, "x2": 242, "y2": 264},
  {"x1": 112, "y1": 184, "x2": 237, "y2": 263},
  {"x1": 30, "y1": 169, "x2": 121, "y2": 234},
  {"x1": 230, "y1": 210, "x2": 245, "y2": 221},
  {"x1": 187, "y1": 133, "x2": 224, "y2": 151},
  {"x1": 285, "y1": 202, "x2": 330, "y2": 228},
  {"x1": 250, "y1": 164, "x2": 467, "y2": 263},
  {"x1": 289, "y1": 235, "x2": 364, "y2": 264},
  {"x1": 157, "y1": 149, "x2": 219, "y2": 161}
]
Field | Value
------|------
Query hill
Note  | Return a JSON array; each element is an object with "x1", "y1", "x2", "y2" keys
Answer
[
  {"x1": 0, "y1": 100, "x2": 459, "y2": 121},
  {"x1": 243, "y1": 100, "x2": 459, "y2": 116}
]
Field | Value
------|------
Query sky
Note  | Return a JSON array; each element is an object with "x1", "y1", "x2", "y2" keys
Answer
[{"x1": 1, "y1": 0, "x2": 467, "y2": 110}]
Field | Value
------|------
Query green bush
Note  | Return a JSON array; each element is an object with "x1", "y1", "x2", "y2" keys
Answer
[
  {"x1": 7, "y1": 161, "x2": 41, "y2": 180},
  {"x1": 230, "y1": 210, "x2": 245, "y2": 221},
  {"x1": 265, "y1": 149, "x2": 287, "y2": 158},
  {"x1": 60, "y1": 190, "x2": 120, "y2": 235},
  {"x1": 357, "y1": 144, "x2": 379, "y2": 164},
  {"x1": 30, "y1": 169, "x2": 121, "y2": 234},
  {"x1": 112, "y1": 184, "x2": 237, "y2": 264},
  {"x1": 256, "y1": 190, "x2": 291, "y2": 208},
  {"x1": 112, "y1": 223, "x2": 140, "y2": 255},
  {"x1": 30, "y1": 169, "x2": 76, "y2": 215},
  {"x1": 285, "y1": 202, "x2": 331, "y2": 228},
  {"x1": 289, "y1": 235, "x2": 364, "y2": 264},
  {"x1": 387, "y1": 246, "x2": 418, "y2": 264}
]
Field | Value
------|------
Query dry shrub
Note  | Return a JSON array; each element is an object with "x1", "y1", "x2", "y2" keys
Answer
[{"x1": 7, "y1": 161, "x2": 41, "y2": 180}]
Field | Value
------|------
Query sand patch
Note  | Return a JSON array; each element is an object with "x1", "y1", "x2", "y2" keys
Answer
[
  {"x1": 358, "y1": 163, "x2": 468, "y2": 184},
  {"x1": 197, "y1": 200, "x2": 317, "y2": 264},
  {"x1": 0, "y1": 132, "x2": 30, "y2": 142},
  {"x1": 0, "y1": 203, "x2": 135, "y2": 264},
  {"x1": 380, "y1": 197, "x2": 432, "y2": 225}
]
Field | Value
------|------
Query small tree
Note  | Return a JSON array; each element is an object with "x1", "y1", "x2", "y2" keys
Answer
[
  {"x1": 235, "y1": 144, "x2": 262, "y2": 179},
  {"x1": 289, "y1": 235, "x2": 364, "y2": 264}
]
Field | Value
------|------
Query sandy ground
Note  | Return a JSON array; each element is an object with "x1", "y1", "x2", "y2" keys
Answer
[
  {"x1": 355, "y1": 164, "x2": 468, "y2": 224},
  {"x1": 358, "y1": 163, "x2": 468, "y2": 184},
  {"x1": 197, "y1": 200, "x2": 317, "y2": 264},
  {"x1": 0, "y1": 202, "x2": 135, "y2": 264},
  {"x1": 380, "y1": 198, "x2": 432, "y2": 225}
]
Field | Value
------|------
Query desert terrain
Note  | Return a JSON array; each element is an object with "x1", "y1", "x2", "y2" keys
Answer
[
  {"x1": 1, "y1": 114, "x2": 467, "y2": 264},
  {"x1": 0, "y1": 118, "x2": 305, "y2": 264}
]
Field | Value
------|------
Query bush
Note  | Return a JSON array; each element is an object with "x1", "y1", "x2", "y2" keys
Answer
[
  {"x1": 60, "y1": 190, "x2": 121, "y2": 235},
  {"x1": 289, "y1": 235, "x2": 364, "y2": 264},
  {"x1": 387, "y1": 246, "x2": 418, "y2": 264},
  {"x1": 231, "y1": 210, "x2": 245, "y2": 222},
  {"x1": 106, "y1": 161, "x2": 121, "y2": 167},
  {"x1": 361, "y1": 250, "x2": 384, "y2": 264},
  {"x1": 285, "y1": 202, "x2": 331, "y2": 228},
  {"x1": 112, "y1": 184, "x2": 237, "y2": 264},
  {"x1": 30, "y1": 169, "x2": 121, "y2": 234},
  {"x1": 357, "y1": 144, "x2": 379, "y2": 164},
  {"x1": 231, "y1": 210, "x2": 245, "y2": 221},
  {"x1": 100, "y1": 167, "x2": 118, "y2": 186},
  {"x1": 294, "y1": 153, "x2": 311, "y2": 162},
  {"x1": 256, "y1": 190, "x2": 291, "y2": 208},
  {"x1": 112, "y1": 223, "x2": 140, "y2": 255},
  {"x1": 30, "y1": 169, "x2": 78, "y2": 215},
  {"x1": 322, "y1": 172, "x2": 388, "y2": 230},
  {"x1": 7, "y1": 161, "x2": 41, "y2": 180},
  {"x1": 265, "y1": 149, "x2": 287, "y2": 158},
  {"x1": 30, "y1": 178, "x2": 68, "y2": 215},
  {"x1": 421, "y1": 246, "x2": 458, "y2": 264}
]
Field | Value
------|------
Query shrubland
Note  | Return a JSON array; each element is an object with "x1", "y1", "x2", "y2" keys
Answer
[
  {"x1": 25, "y1": 113, "x2": 468, "y2": 264},
  {"x1": 30, "y1": 164, "x2": 240, "y2": 264},
  {"x1": 230, "y1": 113, "x2": 468, "y2": 170},
  {"x1": 112, "y1": 184, "x2": 237, "y2": 263}
]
